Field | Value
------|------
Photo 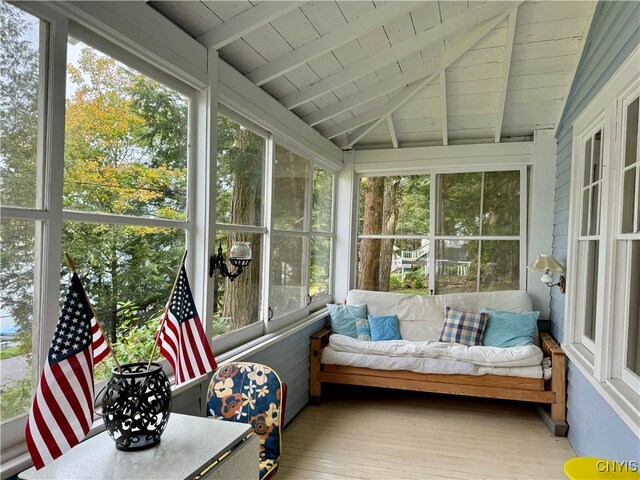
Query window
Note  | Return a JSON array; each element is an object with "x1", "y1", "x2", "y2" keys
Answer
[
  {"x1": 356, "y1": 171, "x2": 523, "y2": 295},
  {"x1": 269, "y1": 144, "x2": 334, "y2": 325},
  {"x1": 63, "y1": 39, "x2": 189, "y2": 380},
  {"x1": 214, "y1": 114, "x2": 266, "y2": 340},
  {"x1": 567, "y1": 48, "x2": 639, "y2": 423},
  {"x1": 0, "y1": 2, "x2": 44, "y2": 423}
]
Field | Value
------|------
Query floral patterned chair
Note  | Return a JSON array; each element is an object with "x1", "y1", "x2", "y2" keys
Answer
[{"x1": 206, "y1": 362, "x2": 287, "y2": 480}]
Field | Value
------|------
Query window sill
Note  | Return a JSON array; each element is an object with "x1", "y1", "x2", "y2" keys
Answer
[{"x1": 565, "y1": 344, "x2": 640, "y2": 433}]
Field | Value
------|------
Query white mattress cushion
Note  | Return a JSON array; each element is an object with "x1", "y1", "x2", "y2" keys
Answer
[{"x1": 346, "y1": 289, "x2": 533, "y2": 342}]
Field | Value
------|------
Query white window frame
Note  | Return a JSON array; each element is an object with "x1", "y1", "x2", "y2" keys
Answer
[
  {"x1": 0, "y1": 2, "x2": 204, "y2": 467},
  {"x1": 355, "y1": 166, "x2": 528, "y2": 295},
  {"x1": 565, "y1": 46, "x2": 640, "y2": 431}
]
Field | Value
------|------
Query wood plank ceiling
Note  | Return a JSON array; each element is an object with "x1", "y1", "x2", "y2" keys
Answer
[{"x1": 149, "y1": 1, "x2": 596, "y2": 150}]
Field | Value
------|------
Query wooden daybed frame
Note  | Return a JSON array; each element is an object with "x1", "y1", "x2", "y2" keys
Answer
[{"x1": 310, "y1": 327, "x2": 567, "y2": 436}]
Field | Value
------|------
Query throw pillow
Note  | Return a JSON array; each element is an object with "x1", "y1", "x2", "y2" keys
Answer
[
  {"x1": 326, "y1": 303, "x2": 367, "y2": 338},
  {"x1": 355, "y1": 318, "x2": 371, "y2": 341},
  {"x1": 368, "y1": 315, "x2": 401, "y2": 341},
  {"x1": 439, "y1": 306, "x2": 487, "y2": 346},
  {"x1": 480, "y1": 308, "x2": 540, "y2": 347}
]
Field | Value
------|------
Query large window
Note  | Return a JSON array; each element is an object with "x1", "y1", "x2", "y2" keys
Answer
[
  {"x1": 567, "y1": 49, "x2": 639, "y2": 424},
  {"x1": 63, "y1": 39, "x2": 189, "y2": 379},
  {"x1": 356, "y1": 171, "x2": 523, "y2": 295},
  {"x1": 1, "y1": 2, "x2": 43, "y2": 423}
]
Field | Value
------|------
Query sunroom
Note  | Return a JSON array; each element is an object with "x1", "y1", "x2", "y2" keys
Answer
[{"x1": 1, "y1": 1, "x2": 638, "y2": 479}]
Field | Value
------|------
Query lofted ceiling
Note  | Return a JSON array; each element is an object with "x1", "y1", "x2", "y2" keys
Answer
[{"x1": 149, "y1": 1, "x2": 596, "y2": 150}]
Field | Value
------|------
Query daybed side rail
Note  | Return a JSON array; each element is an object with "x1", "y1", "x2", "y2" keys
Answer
[
  {"x1": 539, "y1": 331, "x2": 566, "y2": 423},
  {"x1": 310, "y1": 327, "x2": 331, "y2": 403}
]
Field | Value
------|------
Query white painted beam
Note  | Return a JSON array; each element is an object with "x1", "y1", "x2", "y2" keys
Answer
[
  {"x1": 321, "y1": 4, "x2": 521, "y2": 146},
  {"x1": 304, "y1": 5, "x2": 517, "y2": 127},
  {"x1": 387, "y1": 115, "x2": 399, "y2": 149},
  {"x1": 495, "y1": 10, "x2": 517, "y2": 143},
  {"x1": 280, "y1": 1, "x2": 518, "y2": 110},
  {"x1": 196, "y1": 2, "x2": 304, "y2": 50},
  {"x1": 440, "y1": 71, "x2": 448, "y2": 146},
  {"x1": 246, "y1": 2, "x2": 421, "y2": 86}
]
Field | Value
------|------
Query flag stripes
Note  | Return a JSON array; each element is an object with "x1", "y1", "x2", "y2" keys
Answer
[
  {"x1": 157, "y1": 264, "x2": 216, "y2": 385},
  {"x1": 25, "y1": 273, "x2": 110, "y2": 470}
]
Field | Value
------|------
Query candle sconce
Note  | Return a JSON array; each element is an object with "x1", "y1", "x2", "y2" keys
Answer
[{"x1": 209, "y1": 242, "x2": 252, "y2": 281}]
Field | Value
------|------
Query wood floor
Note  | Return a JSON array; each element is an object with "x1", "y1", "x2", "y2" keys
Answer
[{"x1": 277, "y1": 386, "x2": 575, "y2": 480}]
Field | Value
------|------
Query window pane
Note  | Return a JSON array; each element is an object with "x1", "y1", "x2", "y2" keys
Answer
[
  {"x1": 482, "y1": 171, "x2": 520, "y2": 235},
  {"x1": 583, "y1": 137, "x2": 592, "y2": 186},
  {"x1": 625, "y1": 241, "x2": 640, "y2": 375},
  {"x1": 213, "y1": 231, "x2": 262, "y2": 335},
  {"x1": 61, "y1": 222, "x2": 185, "y2": 380},
  {"x1": 312, "y1": 168, "x2": 333, "y2": 233},
  {"x1": 0, "y1": 3, "x2": 40, "y2": 208},
  {"x1": 270, "y1": 235, "x2": 306, "y2": 318},
  {"x1": 356, "y1": 238, "x2": 429, "y2": 294},
  {"x1": 310, "y1": 236, "x2": 331, "y2": 300},
  {"x1": 582, "y1": 240, "x2": 599, "y2": 342},
  {"x1": 624, "y1": 98, "x2": 638, "y2": 168},
  {"x1": 592, "y1": 130, "x2": 602, "y2": 182},
  {"x1": 273, "y1": 145, "x2": 309, "y2": 231},
  {"x1": 589, "y1": 184, "x2": 600, "y2": 236},
  {"x1": 435, "y1": 240, "x2": 478, "y2": 294},
  {"x1": 581, "y1": 189, "x2": 590, "y2": 236},
  {"x1": 438, "y1": 173, "x2": 481, "y2": 236},
  {"x1": 622, "y1": 168, "x2": 636, "y2": 234},
  {"x1": 0, "y1": 218, "x2": 35, "y2": 422},
  {"x1": 64, "y1": 40, "x2": 188, "y2": 220},
  {"x1": 216, "y1": 115, "x2": 265, "y2": 226},
  {"x1": 480, "y1": 241, "x2": 519, "y2": 291}
]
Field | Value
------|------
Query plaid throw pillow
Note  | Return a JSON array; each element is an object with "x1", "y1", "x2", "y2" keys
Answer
[{"x1": 439, "y1": 306, "x2": 488, "y2": 346}]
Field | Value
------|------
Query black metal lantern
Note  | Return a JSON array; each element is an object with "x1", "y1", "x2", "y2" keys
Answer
[{"x1": 101, "y1": 362, "x2": 171, "y2": 451}]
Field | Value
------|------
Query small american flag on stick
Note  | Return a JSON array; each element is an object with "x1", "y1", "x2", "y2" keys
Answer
[
  {"x1": 25, "y1": 272, "x2": 111, "y2": 469},
  {"x1": 156, "y1": 261, "x2": 216, "y2": 385}
]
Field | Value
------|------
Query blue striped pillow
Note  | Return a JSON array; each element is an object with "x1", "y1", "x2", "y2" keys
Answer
[{"x1": 439, "y1": 306, "x2": 487, "y2": 346}]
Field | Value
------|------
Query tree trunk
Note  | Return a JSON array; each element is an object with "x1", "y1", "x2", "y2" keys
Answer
[
  {"x1": 379, "y1": 177, "x2": 400, "y2": 291},
  {"x1": 358, "y1": 177, "x2": 384, "y2": 290},
  {"x1": 222, "y1": 128, "x2": 262, "y2": 329}
]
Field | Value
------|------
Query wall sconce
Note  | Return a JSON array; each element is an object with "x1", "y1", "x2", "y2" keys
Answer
[
  {"x1": 527, "y1": 254, "x2": 566, "y2": 294},
  {"x1": 209, "y1": 242, "x2": 252, "y2": 281}
]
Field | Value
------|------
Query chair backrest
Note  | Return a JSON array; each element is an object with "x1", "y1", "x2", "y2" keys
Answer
[{"x1": 206, "y1": 362, "x2": 285, "y2": 465}]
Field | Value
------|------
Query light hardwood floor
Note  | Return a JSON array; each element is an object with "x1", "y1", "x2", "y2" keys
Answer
[{"x1": 278, "y1": 386, "x2": 575, "y2": 480}]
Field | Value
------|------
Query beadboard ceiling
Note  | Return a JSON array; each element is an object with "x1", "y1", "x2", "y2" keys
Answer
[{"x1": 148, "y1": 1, "x2": 596, "y2": 150}]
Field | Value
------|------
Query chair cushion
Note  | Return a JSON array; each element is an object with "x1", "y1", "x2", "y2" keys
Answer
[
  {"x1": 206, "y1": 362, "x2": 284, "y2": 477},
  {"x1": 368, "y1": 315, "x2": 401, "y2": 341},
  {"x1": 480, "y1": 308, "x2": 539, "y2": 347},
  {"x1": 355, "y1": 318, "x2": 371, "y2": 341},
  {"x1": 326, "y1": 303, "x2": 367, "y2": 338},
  {"x1": 439, "y1": 306, "x2": 487, "y2": 346}
]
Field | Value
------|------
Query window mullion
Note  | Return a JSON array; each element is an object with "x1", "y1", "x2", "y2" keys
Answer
[{"x1": 262, "y1": 135, "x2": 275, "y2": 328}]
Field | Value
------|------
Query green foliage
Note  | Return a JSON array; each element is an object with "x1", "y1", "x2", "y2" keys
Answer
[
  {"x1": 0, "y1": 376, "x2": 32, "y2": 421},
  {"x1": 0, "y1": 346, "x2": 22, "y2": 360}
]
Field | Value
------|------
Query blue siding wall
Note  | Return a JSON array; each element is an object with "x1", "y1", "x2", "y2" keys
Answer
[
  {"x1": 244, "y1": 316, "x2": 328, "y2": 425},
  {"x1": 553, "y1": 0, "x2": 640, "y2": 460}
]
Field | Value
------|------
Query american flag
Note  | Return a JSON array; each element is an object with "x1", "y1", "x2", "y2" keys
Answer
[
  {"x1": 157, "y1": 265, "x2": 216, "y2": 385},
  {"x1": 25, "y1": 273, "x2": 110, "y2": 469}
]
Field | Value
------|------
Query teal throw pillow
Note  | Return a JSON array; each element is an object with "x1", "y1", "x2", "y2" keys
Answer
[
  {"x1": 355, "y1": 318, "x2": 371, "y2": 341},
  {"x1": 326, "y1": 303, "x2": 367, "y2": 338},
  {"x1": 480, "y1": 308, "x2": 539, "y2": 347},
  {"x1": 368, "y1": 315, "x2": 401, "y2": 341}
]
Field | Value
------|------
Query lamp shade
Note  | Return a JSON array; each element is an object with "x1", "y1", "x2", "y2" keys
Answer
[{"x1": 527, "y1": 254, "x2": 565, "y2": 273}]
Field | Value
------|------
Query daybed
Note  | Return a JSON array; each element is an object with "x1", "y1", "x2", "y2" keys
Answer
[{"x1": 310, "y1": 289, "x2": 567, "y2": 436}]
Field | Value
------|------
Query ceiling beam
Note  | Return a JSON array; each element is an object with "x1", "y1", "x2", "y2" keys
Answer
[
  {"x1": 387, "y1": 115, "x2": 399, "y2": 149},
  {"x1": 320, "y1": 5, "x2": 520, "y2": 143},
  {"x1": 280, "y1": 1, "x2": 518, "y2": 110},
  {"x1": 440, "y1": 71, "x2": 448, "y2": 146},
  {"x1": 246, "y1": 2, "x2": 421, "y2": 86},
  {"x1": 196, "y1": 2, "x2": 305, "y2": 50},
  {"x1": 303, "y1": 5, "x2": 517, "y2": 127},
  {"x1": 495, "y1": 10, "x2": 517, "y2": 143},
  {"x1": 342, "y1": 3, "x2": 522, "y2": 149}
]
